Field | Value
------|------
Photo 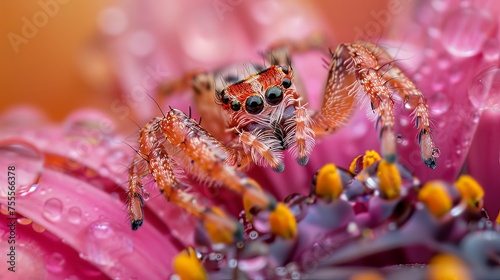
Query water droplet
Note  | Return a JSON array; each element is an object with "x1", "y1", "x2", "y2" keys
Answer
[
  {"x1": 17, "y1": 217, "x2": 32, "y2": 225},
  {"x1": 46, "y1": 252, "x2": 65, "y2": 273},
  {"x1": 441, "y1": 8, "x2": 495, "y2": 57},
  {"x1": 239, "y1": 255, "x2": 268, "y2": 272},
  {"x1": 429, "y1": 92, "x2": 450, "y2": 115},
  {"x1": 432, "y1": 148, "x2": 441, "y2": 158},
  {"x1": 483, "y1": 38, "x2": 500, "y2": 62},
  {"x1": 249, "y1": 230, "x2": 259, "y2": 240},
  {"x1": 469, "y1": 68, "x2": 500, "y2": 111},
  {"x1": 0, "y1": 139, "x2": 43, "y2": 198},
  {"x1": 63, "y1": 109, "x2": 115, "y2": 144},
  {"x1": 83, "y1": 221, "x2": 134, "y2": 266},
  {"x1": 32, "y1": 222, "x2": 45, "y2": 233},
  {"x1": 42, "y1": 198, "x2": 63, "y2": 222},
  {"x1": 19, "y1": 183, "x2": 40, "y2": 197},
  {"x1": 68, "y1": 207, "x2": 82, "y2": 224},
  {"x1": 470, "y1": 111, "x2": 481, "y2": 123},
  {"x1": 142, "y1": 190, "x2": 150, "y2": 201},
  {"x1": 396, "y1": 134, "x2": 403, "y2": 144}
]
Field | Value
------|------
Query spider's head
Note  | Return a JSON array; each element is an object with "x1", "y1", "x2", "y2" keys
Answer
[{"x1": 216, "y1": 65, "x2": 299, "y2": 131}]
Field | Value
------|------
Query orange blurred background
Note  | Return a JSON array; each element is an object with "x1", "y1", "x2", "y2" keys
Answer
[{"x1": 0, "y1": 0, "x2": 389, "y2": 123}]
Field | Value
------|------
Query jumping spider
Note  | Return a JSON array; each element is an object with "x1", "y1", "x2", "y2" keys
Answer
[{"x1": 126, "y1": 35, "x2": 437, "y2": 243}]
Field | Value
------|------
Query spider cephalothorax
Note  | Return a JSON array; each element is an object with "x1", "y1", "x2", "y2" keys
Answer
[{"x1": 215, "y1": 65, "x2": 315, "y2": 171}]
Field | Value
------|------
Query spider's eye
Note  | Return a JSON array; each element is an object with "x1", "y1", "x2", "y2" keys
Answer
[
  {"x1": 278, "y1": 65, "x2": 289, "y2": 75},
  {"x1": 230, "y1": 100, "x2": 241, "y2": 111},
  {"x1": 265, "y1": 86, "x2": 283, "y2": 105},
  {"x1": 281, "y1": 78, "x2": 291, "y2": 89},
  {"x1": 245, "y1": 95, "x2": 264, "y2": 114},
  {"x1": 220, "y1": 90, "x2": 230, "y2": 104}
]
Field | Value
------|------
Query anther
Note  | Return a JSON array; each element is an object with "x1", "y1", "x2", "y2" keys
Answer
[
  {"x1": 173, "y1": 247, "x2": 207, "y2": 280},
  {"x1": 418, "y1": 181, "x2": 452, "y2": 218}
]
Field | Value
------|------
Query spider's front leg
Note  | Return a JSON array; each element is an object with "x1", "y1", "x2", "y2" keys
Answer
[
  {"x1": 311, "y1": 43, "x2": 438, "y2": 169},
  {"x1": 127, "y1": 109, "x2": 297, "y2": 243}
]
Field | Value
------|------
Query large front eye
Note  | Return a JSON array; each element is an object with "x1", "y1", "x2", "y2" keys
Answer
[
  {"x1": 230, "y1": 100, "x2": 241, "y2": 111},
  {"x1": 265, "y1": 86, "x2": 283, "y2": 105},
  {"x1": 245, "y1": 95, "x2": 264, "y2": 114}
]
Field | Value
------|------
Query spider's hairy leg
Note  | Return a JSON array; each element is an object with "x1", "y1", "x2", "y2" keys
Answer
[
  {"x1": 238, "y1": 129, "x2": 286, "y2": 172},
  {"x1": 127, "y1": 154, "x2": 148, "y2": 230},
  {"x1": 160, "y1": 109, "x2": 297, "y2": 239},
  {"x1": 127, "y1": 117, "x2": 243, "y2": 243},
  {"x1": 311, "y1": 44, "x2": 357, "y2": 137},
  {"x1": 344, "y1": 43, "x2": 399, "y2": 163},
  {"x1": 361, "y1": 42, "x2": 438, "y2": 169}
]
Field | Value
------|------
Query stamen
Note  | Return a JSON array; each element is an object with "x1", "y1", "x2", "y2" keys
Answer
[
  {"x1": 363, "y1": 150, "x2": 382, "y2": 169},
  {"x1": 173, "y1": 247, "x2": 207, "y2": 280},
  {"x1": 314, "y1": 163, "x2": 343, "y2": 200},
  {"x1": 376, "y1": 160, "x2": 401, "y2": 199},
  {"x1": 428, "y1": 254, "x2": 471, "y2": 280},
  {"x1": 269, "y1": 202, "x2": 297, "y2": 239},
  {"x1": 454, "y1": 175, "x2": 484, "y2": 209},
  {"x1": 418, "y1": 181, "x2": 452, "y2": 218}
]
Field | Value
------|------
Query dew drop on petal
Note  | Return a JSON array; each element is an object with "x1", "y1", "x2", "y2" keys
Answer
[
  {"x1": 32, "y1": 222, "x2": 46, "y2": 233},
  {"x1": 68, "y1": 207, "x2": 82, "y2": 224},
  {"x1": 238, "y1": 256, "x2": 268, "y2": 272},
  {"x1": 142, "y1": 190, "x2": 150, "y2": 201},
  {"x1": 469, "y1": 67, "x2": 500, "y2": 111},
  {"x1": 429, "y1": 92, "x2": 450, "y2": 115},
  {"x1": 482, "y1": 38, "x2": 500, "y2": 62},
  {"x1": 42, "y1": 198, "x2": 63, "y2": 222},
  {"x1": 83, "y1": 221, "x2": 134, "y2": 266},
  {"x1": 432, "y1": 148, "x2": 441, "y2": 158},
  {"x1": 0, "y1": 139, "x2": 43, "y2": 198},
  {"x1": 17, "y1": 217, "x2": 32, "y2": 225},
  {"x1": 441, "y1": 8, "x2": 495, "y2": 57},
  {"x1": 46, "y1": 252, "x2": 65, "y2": 273}
]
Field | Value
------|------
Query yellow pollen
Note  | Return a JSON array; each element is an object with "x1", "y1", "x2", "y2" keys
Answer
[
  {"x1": 363, "y1": 150, "x2": 381, "y2": 169},
  {"x1": 315, "y1": 163, "x2": 343, "y2": 200},
  {"x1": 349, "y1": 150, "x2": 381, "y2": 174},
  {"x1": 496, "y1": 211, "x2": 500, "y2": 225},
  {"x1": 418, "y1": 181, "x2": 452, "y2": 218},
  {"x1": 428, "y1": 254, "x2": 472, "y2": 280},
  {"x1": 269, "y1": 202, "x2": 297, "y2": 239},
  {"x1": 455, "y1": 175, "x2": 484, "y2": 209},
  {"x1": 173, "y1": 247, "x2": 207, "y2": 280},
  {"x1": 203, "y1": 207, "x2": 237, "y2": 244},
  {"x1": 377, "y1": 160, "x2": 401, "y2": 199}
]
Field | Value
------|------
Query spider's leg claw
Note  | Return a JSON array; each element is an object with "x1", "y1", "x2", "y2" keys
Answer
[
  {"x1": 297, "y1": 156, "x2": 309, "y2": 166},
  {"x1": 424, "y1": 157, "x2": 437, "y2": 169},
  {"x1": 131, "y1": 219, "x2": 143, "y2": 231},
  {"x1": 273, "y1": 161, "x2": 285, "y2": 172}
]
